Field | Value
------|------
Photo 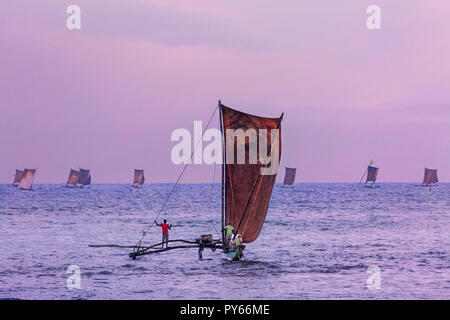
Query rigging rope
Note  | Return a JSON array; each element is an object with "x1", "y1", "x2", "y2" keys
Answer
[
  {"x1": 355, "y1": 160, "x2": 373, "y2": 190},
  {"x1": 208, "y1": 156, "x2": 221, "y2": 239},
  {"x1": 133, "y1": 105, "x2": 219, "y2": 254}
]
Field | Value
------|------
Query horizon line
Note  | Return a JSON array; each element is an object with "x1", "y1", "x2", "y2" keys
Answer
[{"x1": 2, "y1": 181, "x2": 448, "y2": 185}]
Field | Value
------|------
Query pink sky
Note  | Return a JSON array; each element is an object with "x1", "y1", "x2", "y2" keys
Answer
[{"x1": 0, "y1": 0, "x2": 449, "y2": 183}]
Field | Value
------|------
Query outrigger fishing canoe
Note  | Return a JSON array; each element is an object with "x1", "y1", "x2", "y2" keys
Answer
[
  {"x1": 17, "y1": 169, "x2": 37, "y2": 190},
  {"x1": 215, "y1": 101, "x2": 283, "y2": 260},
  {"x1": 90, "y1": 100, "x2": 283, "y2": 261},
  {"x1": 356, "y1": 160, "x2": 380, "y2": 189},
  {"x1": 281, "y1": 167, "x2": 296, "y2": 188},
  {"x1": 132, "y1": 169, "x2": 145, "y2": 188},
  {"x1": 418, "y1": 168, "x2": 438, "y2": 187},
  {"x1": 364, "y1": 165, "x2": 380, "y2": 188}
]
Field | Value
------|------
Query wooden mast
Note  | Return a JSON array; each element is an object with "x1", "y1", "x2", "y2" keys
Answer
[{"x1": 219, "y1": 100, "x2": 225, "y2": 244}]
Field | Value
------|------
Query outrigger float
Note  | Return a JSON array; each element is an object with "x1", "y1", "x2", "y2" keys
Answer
[{"x1": 90, "y1": 101, "x2": 283, "y2": 261}]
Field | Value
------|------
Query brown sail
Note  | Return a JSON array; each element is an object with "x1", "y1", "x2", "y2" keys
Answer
[
  {"x1": 220, "y1": 102, "x2": 282, "y2": 243},
  {"x1": 423, "y1": 168, "x2": 438, "y2": 185},
  {"x1": 66, "y1": 169, "x2": 80, "y2": 186},
  {"x1": 133, "y1": 169, "x2": 145, "y2": 186},
  {"x1": 283, "y1": 167, "x2": 296, "y2": 185},
  {"x1": 13, "y1": 169, "x2": 24, "y2": 184},
  {"x1": 78, "y1": 168, "x2": 91, "y2": 186},
  {"x1": 366, "y1": 166, "x2": 379, "y2": 183},
  {"x1": 18, "y1": 169, "x2": 37, "y2": 190}
]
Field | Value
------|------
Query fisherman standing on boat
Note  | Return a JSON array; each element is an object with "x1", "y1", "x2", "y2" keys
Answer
[
  {"x1": 223, "y1": 222, "x2": 235, "y2": 245},
  {"x1": 235, "y1": 234, "x2": 243, "y2": 247},
  {"x1": 154, "y1": 219, "x2": 172, "y2": 248},
  {"x1": 228, "y1": 233, "x2": 242, "y2": 253}
]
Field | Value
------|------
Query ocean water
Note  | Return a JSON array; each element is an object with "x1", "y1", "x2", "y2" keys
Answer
[{"x1": 0, "y1": 183, "x2": 448, "y2": 300}]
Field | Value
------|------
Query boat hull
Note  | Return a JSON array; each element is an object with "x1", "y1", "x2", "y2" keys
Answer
[{"x1": 223, "y1": 246, "x2": 245, "y2": 261}]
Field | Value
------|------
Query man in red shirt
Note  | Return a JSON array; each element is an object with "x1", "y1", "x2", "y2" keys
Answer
[{"x1": 154, "y1": 219, "x2": 172, "y2": 248}]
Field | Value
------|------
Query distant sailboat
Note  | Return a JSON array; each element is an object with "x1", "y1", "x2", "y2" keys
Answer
[
  {"x1": 13, "y1": 169, "x2": 24, "y2": 185},
  {"x1": 422, "y1": 168, "x2": 438, "y2": 187},
  {"x1": 357, "y1": 160, "x2": 380, "y2": 189},
  {"x1": 132, "y1": 169, "x2": 145, "y2": 188},
  {"x1": 77, "y1": 168, "x2": 91, "y2": 187},
  {"x1": 18, "y1": 169, "x2": 37, "y2": 190},
  {"x1": 66, "y1": 169, "x2": 80, "y2": 187},
  {"x1": 365, "y1": 165, "x2": 380, "y2": 188},
  {"x1": 282, "y1": 167, "x2": 296, "y2": 187}
]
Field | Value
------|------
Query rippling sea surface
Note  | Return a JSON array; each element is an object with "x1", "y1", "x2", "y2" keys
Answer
[{"x1": 0, "y1": 183, "x2": 448, "y2": 299}]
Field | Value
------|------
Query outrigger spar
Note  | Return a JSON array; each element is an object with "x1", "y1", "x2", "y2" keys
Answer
[{"x1": 90, "y1": 101, "x2": 283, "y2": 261}]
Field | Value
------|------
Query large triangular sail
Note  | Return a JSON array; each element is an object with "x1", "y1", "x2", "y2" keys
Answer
[
  {"x1": 366, "y1": 166, "x2": 379, "y2": 183},
  {"x1": 423, "y1": 168, "x2": 438, "y2": 185},
  {"x1": 132, "y1": 169, "x2": 145, "y2": 186},
  {"x1": 220, "y1": 102, "x2": 282, "y2": 243},
  {"x1": 13, "y1": 169, "x2": 24, "y2": 185},
  {"x1": 18, "y1": 169, "x2": 37, "y2": 190},
  {"x1": 283, "y1": 167, "x2": 296, "y2": 186},
  {"x1": 78, "y1": 168, "x2": 91, "y2": 186},
  {"x1": 66, "y1": 169, "x2": 80, "y2": 186}
]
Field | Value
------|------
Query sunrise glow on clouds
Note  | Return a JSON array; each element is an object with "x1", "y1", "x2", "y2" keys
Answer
[{"x1": 0, "y1": 0, "x2": 449, "y2": 182}]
